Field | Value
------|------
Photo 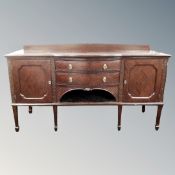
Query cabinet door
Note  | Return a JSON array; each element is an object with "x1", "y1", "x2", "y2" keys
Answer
[
  {"x1": 123, "y1": 59, "x2": 164, "y2": 102},
  {"x1": 11, "y1": 59, "x2": 52, "y2": 103}
]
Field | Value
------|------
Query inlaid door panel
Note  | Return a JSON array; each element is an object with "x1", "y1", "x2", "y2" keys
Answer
[
  {"x1": 11, "y1": 59, "x2": 52, "y2": 103},
  {"x1": 123, "y1": 59, "x2": 164, "y2": 102}
]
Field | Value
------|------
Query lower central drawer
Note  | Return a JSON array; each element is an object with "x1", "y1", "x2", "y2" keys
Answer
[{"x1": 56, "y1": 72, "x2": 120, "y2": 86}]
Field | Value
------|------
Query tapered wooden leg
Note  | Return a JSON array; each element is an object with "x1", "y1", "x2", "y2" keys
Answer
[
  {"x1": 12, "y1": 105, "x2": 19, "y2": 132},
  {"x1": 142, "y1": 105, "x2": 145, "y2": 113},
  {"x1": 53, "y1": 105, "x2": 58, "y2": 131},
  {"x1": 155, "y1": 105, "x2": 163, "y2": 131},
  {"x1": 28, "y1": 106, "x2": 32, "y2": 114},
  {"x1": 118, "y1": 105, "x2": 122, "y2": 131}
]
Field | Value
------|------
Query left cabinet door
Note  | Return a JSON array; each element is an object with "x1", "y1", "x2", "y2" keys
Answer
[{"x1": 10, "y1": 59, "x2": 52, "y2": 103}]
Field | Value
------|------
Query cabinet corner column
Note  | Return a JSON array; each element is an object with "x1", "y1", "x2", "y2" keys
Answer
[
  {"x1": 53, "y1": 105, "x2": 58, "y2": 131},
  {"x1": 12, "y1": 105, "x2": 19, "y2": 132},
  {"x1": 155, "y1": 104, "x2": 163, "y2": 131}
]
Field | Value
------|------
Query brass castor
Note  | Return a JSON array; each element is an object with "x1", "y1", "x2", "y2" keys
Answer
[
  {"x1": 54, "y1": 126, "x2": 58, "y2": 131},
  {"x1": 118, "y1": 126, "x2": 121, "y2": 131},
  {"x1": 155, "y1": 125, "x2": 159, "y2": 131},
  {"x1": 15, "y1": 127, "x2": 19, "y2": 132}
]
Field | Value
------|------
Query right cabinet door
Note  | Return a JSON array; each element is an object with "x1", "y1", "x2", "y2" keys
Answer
[{"x1": 123, "y1": 58, "x2": 165, "y2": 102}]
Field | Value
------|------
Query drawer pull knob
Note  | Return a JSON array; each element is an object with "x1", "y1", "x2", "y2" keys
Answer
[
  {"x1": 68, "y1": 77, "x2": 73, "y2": 83},
  {"x1": 103, "y1": 76, "x2": 107, "y2": 83},
  {"x1": 48, "y1": 80, "x2": 51, "y2": 85},
  {"x1": 68, "y1": 64, "x2": 72, "y2": 70},
  {"x1": 103, "y1": 64, "x2": 108, "y2": 70},
  {"x1": 124, "y1": 80, "x2": 127, "y2": 85}
]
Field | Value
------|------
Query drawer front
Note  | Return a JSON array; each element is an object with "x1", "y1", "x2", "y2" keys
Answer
[
  {"x1": 55, "y1": 60, "x2": 121, "y2": 71},
  {"x1": 56, "y1": 72, "x2": 120, "y2": 86}
]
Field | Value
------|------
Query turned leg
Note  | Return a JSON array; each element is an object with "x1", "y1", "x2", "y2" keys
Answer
[
  {"x1": 155, "y1": 105, "x2": 163, "y2": 131},
  {"x1": 28, "y1": 106, "x2": 32, "y2": 114},
  {"x1": 142, "y1": 105, "x2": 145, "y2": 113},
  {"x1": 53, "y1": 105, "x2": 58, "y2": 131},
  {"x1": 118, "y1": 105, "x2": 122, "y2": 131},
  {"x1": 12, "y1": 105, "x2": 19, "y2": 132}
]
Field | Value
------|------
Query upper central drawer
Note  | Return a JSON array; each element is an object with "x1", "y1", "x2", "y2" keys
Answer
[{"x1": 55, "y1": 60, "x2": 121, "y2": 72}]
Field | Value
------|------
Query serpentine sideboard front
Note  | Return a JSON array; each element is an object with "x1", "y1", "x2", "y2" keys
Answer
[{"x1": 6, "y1": 44, "x2": 170, "y2": 132}]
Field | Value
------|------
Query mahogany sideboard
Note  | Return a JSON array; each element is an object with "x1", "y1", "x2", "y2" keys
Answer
[{"x1": 6, "y1": 44, "x2": 170, "y2": 132}]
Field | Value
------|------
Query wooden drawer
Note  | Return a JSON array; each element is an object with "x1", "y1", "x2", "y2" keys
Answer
[
  {"x1": 56, "y1": 72, "x2": 120, "y2": 86},
  {"x1": 55, "y1": 60, "x2": 121, "y2": 72}
]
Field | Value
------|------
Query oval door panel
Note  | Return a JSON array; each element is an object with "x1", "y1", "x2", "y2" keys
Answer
[
  {"x1": 11, "y1": 59, "x2": 52, "y2": 103},
  {"x1": 123, "y1": 59, "x2": 164, "y2": 102},
  {"x1": 128, "y1": 65, "x2": 157, "y2": 98}
]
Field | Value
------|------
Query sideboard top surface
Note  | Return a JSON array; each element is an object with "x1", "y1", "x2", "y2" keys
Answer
[{"x1": 5, "y1": 44, "x2": 171, "y2": 57}]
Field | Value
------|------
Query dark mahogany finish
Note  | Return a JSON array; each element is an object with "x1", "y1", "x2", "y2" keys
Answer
[
  {"x1": 55, "y1": 60, "x2": 121, "y2": 71},
  {"x1": 123, "y1": 58, "x2": 166, "y2": 102},
  {"x1": 6, "y1": 44, "x2": 170, "y2": 132},
  {"x1": 10, "y1": 59, "x2": 52, "y2": 103},
  {"x1": 56, "y1": 72, "x2": 120, "y2": 86}
]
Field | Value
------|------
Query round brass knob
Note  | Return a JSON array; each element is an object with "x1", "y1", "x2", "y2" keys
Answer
[
  {"x1": 103, "y1": 76, "x2": 107, "y2": 83},
  {"x1": 68, "y1": 64, "x2": 72, "y2": 70},
  {"x1": 103, "y1": 64, "x2": 108, "y2": 70},
  {"x1": 124, "y1": 80, "x2": 127, "y2": 85},
  {"x1": 48, "y1": 80, "x2": 51, "y2": 85},
  {"x1": 68, "y1": 77, "x2": 73, "y2": 83}
]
